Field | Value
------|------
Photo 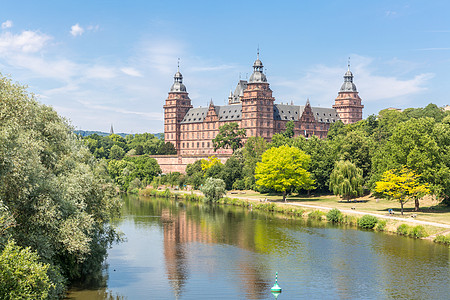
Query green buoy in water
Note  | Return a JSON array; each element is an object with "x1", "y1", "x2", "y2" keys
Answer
[{"x1": 271, "y1": 272, "x2": 282, "y2": 293}]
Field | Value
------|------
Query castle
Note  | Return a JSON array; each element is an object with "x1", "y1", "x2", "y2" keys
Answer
[{"x1": 164, "y1": 54, "x2": 363, "y2": 156}]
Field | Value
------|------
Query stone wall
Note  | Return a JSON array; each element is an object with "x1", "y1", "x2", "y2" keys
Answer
[{"x1": 151, "y1": 154, "x2": 232, "y2": 174}]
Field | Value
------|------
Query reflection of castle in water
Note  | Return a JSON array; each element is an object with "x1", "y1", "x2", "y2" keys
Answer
[
  {"x1": 162, "y1": 208, "x2": 215, "y2": 299},
  {"x1": 161, "y1": 207, "x2": 269, "y2": 299}
]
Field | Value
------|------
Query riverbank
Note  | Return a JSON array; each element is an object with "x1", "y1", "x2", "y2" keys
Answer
[{"x1": 139, "y1": 188, "x2": 450, "y2": 245}]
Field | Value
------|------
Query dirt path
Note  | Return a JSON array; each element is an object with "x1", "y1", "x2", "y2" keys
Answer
[{"x1": 171, "y1": 190, "x2": 450, "y2": 229}]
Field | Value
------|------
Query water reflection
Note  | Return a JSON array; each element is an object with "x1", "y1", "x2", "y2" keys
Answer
[{"x1": 67, "y1": 195, "x2": 450, "y2": 299}]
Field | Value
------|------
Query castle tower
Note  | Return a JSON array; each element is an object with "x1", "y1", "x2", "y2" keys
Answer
[
  {"x1": 332, "y1": 62, "x2": 364, "y2": 124},
  {"x1": 164, "y1": 64, "x2": 192, "y2": 153},
  {"x1": 241, "y1": 51, "x2": 275, "y2": 140}
]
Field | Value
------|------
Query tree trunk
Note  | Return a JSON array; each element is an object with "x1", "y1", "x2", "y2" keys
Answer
[
  {"x1": 401, "y1": 201, "x2": 404, "y2": 215},
  {"x1": 414, "y1": 198, "x2": 420, "y2": 212},
  {"x1": 283, "y1": 190, "x2": 286, "y2": 202}
]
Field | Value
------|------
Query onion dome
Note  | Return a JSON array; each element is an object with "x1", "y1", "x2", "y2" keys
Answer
[
  {"x1": 170, "y1": 69, "x2": 187, "y2": 92},
  {"x1": 340, "y1": 62, "x2": 357, "y2": 92},
  {"x1": 249, "y1": 51, "x2": 267, "y2": 83}
]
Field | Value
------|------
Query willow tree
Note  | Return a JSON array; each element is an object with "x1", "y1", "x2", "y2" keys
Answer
[
  {"x1": 255, "y1": 145, "x2": 314, "y2": 202},
  {"x1": 329, "y1": 160, "x2": 364, "y2": 202},
  {"x1": 0, "y1": 74, "x2": 122, "y2": 297},
  {"x1": 375, "y1": 167, "x2": 430, "y2": 214}
]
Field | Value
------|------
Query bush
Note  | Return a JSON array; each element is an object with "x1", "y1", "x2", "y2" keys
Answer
[
  {"x1": 326, "y1": 208, "x2": 343, "y2": 223},
  {"x1": 0, "y1": 240, "x2": 54, "y2": 299},
  {"x1": 434, "y1": 234, "x2": 450, "y2": 245},
  {"x1": 375, "y1": 219, "x2": 387, "y2": 231},
  {"x1": 200, "y1": 178, "x2": 226, "y2": 202},
  {"x1": 357, "y1": 215, "x2": 378, "y2": 229},
  {"x1": 308, "y1": 210, "x2": 325, "y2": 220},
  {"x1": 397, "y1": 224, "x2": 410, "y2": 235},
  {"x1": 409, "y1": 225, "x2": 427, "y2": 238}
]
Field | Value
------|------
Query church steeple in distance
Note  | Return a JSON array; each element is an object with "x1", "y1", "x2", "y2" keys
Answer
[{"x1": 110, "y1": 124, "x2": 114, "y2": 135}]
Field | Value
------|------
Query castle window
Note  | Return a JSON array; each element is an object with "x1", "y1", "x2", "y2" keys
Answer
[
  {"x1": 182, "y1": 143, "x2": 184, "y2": 148},
  {"x1": 197, "y1": 142, "x2": 199, "y2": 147},
  {"x1": 207, "y1": 142, "x2": 210, "y2": 147},
  {"x1": 202, "y1": 142, "x2": 204, "y2": 147}
]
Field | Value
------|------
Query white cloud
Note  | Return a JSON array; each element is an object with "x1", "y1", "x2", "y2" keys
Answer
[
  {"x1": 0, "y1": 30, "x2": 51, "y2": 53},
  {"x1": 120, "y1": 67, "x2": 142, "y2": 77},
  {"x1": 85, "y1": 65, "x2": 117, "y2": 79},
  {"x1": 1, "y1": 20, "x2": 13, "y2": 29},
  {"x1": 86, "y1": 25, "x2": 100, "y2": 32},
  {"x1": 70, "y1": 23, "x2": 84, "y2": 37},
  {"x1": 273, "y1": 55, "x2": 433, "y2": 108}
]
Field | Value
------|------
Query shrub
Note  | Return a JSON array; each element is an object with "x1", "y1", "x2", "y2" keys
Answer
[
  {"x1": 397, "y1": 224, "x2": 410, "y2": 235},
  {"x1": 326, "y1": 208, "x2": 343, "y2": 223},
  {"x1": 409, "y1": 225, "x2": 427, "y2": 238},
  {"x1": 343, "y1": 215, "x2": 358, "y2": 225},
  {"x1": 200, "y1": 178, "x2": 226, "y2": 202},
  {"x1": 308, "y1": 210, "x2": 325, "y2": 220},
  {"x1": 375, "y1": 219, "x2": 387, "y2": 231},
  {"x1": 357, "y1": 215, "x2": 378, "y2": 229},
  {"x1": 434, "y1": 234, "x2": 450, "y2": 245}
]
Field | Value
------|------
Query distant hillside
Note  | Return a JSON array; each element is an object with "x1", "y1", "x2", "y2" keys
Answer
[{"x1": 74, "y1": 130, "x2": 163, "y2": 139}]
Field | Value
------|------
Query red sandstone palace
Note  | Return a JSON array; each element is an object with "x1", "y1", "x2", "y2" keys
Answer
[{"x1": 164, "y1": 55, "x2": 363, "y2": 156}]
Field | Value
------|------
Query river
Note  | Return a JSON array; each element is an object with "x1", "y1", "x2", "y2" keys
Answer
[{"x1": 66, "y1": 195, "x2": 449, "y2": 299}]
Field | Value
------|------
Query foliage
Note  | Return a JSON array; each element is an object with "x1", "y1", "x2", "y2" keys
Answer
[
  {"x1": 434, "y1": 234, "x2": 450, "y2": 245},
  {"x1": 83, "y1": 131, "x2": 174, "y2": 159},
  {"x1": 308, "y1": 210, "x2": 325, "y2": 220},
  {"x1": 397, "y1": 224, "x2": 410, "y2": 235},
  {"x1": 329, "y1": 160, "x2": 364, "y2": 201},
  {"x1": 212, "y1": 122, "x2": 246, "y2": 152},
  {"x1": 396, "y1": 224, "x2": 428, "y2": 238},
  {"x1": 0, "y1": 74, "x2": 122, "y2": 296},
  {"x1": 108, "y1": 155, "x2": 161, "y2": 191},
  {"x1": 201, "y1": 178, "x2": 226, "y2": 202},
  {"x1": 283, "y1": 120, "x2": 295, "y2": 138},
  {"x1": 326, "y1": 208, "x2": 343, "y2": 223},
  {"x1": 0, "y1": 240, "x2": 54, "y2": 299},
  {"x1": 255, "y1": 146, "x2": 315, "y2": 201},
  {"x1": 357, "y1": 215, "x2": 378, "y2": 229},
  {"x1": 375, "y1": 219, "x2": 387, "y2": 231},
  {"x1": 375, "y1": 167, "x2": 430, "y2": 214}
]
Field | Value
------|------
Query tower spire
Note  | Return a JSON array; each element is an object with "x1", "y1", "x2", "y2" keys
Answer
[
  {"x1": 257, "y1": 45, "x2": 260, "y2": 60},
  {"x1": 177, "y1": 58, "x2": 180, "y2": 72},
  {"x1": 348, "y1": 57, "x2": 350, "y2": 70}
]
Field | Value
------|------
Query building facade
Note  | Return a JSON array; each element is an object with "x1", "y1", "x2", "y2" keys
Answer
[{"x1": 164, "y1": 55, "x2": 363, "y2": 156}]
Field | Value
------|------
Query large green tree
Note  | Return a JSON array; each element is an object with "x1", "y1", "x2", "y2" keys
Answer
[
  {"x1": 212, "y1": 122, "x2": 246, "y2": 152},
  {"x1": 0, "y1": 74, "x2": 122, "y2": 297},
  {"x1": 255, "y1": 145, "x2": 314, "y2": 201},
  {"x1": 329, "y1": 160, "x2": 364, "y2": 202}
]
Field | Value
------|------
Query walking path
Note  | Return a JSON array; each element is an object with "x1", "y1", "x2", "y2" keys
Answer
[
  {"x1": 172, "y1": 190, "x2": 450, "y2": 229},
  {"x1": 286, "y1": 202, "x2": 450, "y2": 229}
]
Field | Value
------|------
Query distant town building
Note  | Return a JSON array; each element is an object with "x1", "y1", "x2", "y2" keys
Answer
[
  {"x1": 443, "y1": 105, "x2": 450, "y2": 111},
  {"x1": 164, "y1": 54, "x2": 363, "y2": 156}
]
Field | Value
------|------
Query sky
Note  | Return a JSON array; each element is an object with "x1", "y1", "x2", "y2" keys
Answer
[{"x1": 1, "y1": 0, "x2": 450, "y2": 133}]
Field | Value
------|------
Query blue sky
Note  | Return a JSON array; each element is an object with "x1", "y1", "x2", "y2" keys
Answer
[{"x1": 1, "y1": 0, "x2": 450, "y2": 133}]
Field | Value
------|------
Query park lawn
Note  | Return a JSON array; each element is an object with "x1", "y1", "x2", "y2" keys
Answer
[{"x1": 226, "y1": 190, "x2": 450, "y2": 226}]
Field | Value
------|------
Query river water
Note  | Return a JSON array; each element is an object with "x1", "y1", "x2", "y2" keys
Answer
[{"x1": 66, "y1": 195, "x2": 449, "y2": 300}]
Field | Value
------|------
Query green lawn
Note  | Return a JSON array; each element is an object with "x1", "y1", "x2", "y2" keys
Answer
[{"x1": 226, "y1": 190, "x2": 450, "y2": 225}]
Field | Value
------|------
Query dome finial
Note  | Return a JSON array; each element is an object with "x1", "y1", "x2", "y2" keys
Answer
[
  {"x1": 257, "y1": 45, "x2": 260, "y2": 60},
  {"x1": 348, "y1": 57, "x2": 350, "y2": 71},
  {"x1": 177, "y1": 58, "x2": 180, "y2": 72}
]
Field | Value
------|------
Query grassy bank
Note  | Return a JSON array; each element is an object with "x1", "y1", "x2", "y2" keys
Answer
[{"x1": 139, "y1": 188, "x2": 449, "y2": 245}]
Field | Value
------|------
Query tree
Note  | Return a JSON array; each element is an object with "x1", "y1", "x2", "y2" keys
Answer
[
  {"x1": 375, "y1": 167, "x2": 431, "y2": 214},
  {"x1": 0, "y1": 240, "x2": 53, "y2": 299},
  {"x1": 329, "y1": 160, "x2": 364, "y2": 202},
  {"x1": 110, "y1": 144, "x2": 125, "y2": 160},
  {"x1": 212, "y1": 122, "x2": 246, "y2": 152},
  {"x1": 201, "y1": 178, "x2": 226, "y2": 202},
  {"x1": 283, "y1": 120, "x2": 295, "y2": 138},
  {"x1": 0, "y1": 74, "x2": 122, "y2": 295},
  {"x1": 255, "y1": 145, "x2": 314, "y2": 202}
]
